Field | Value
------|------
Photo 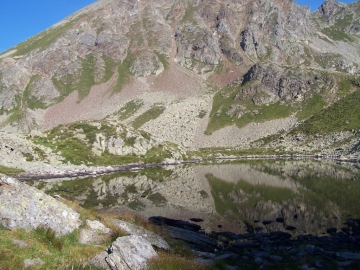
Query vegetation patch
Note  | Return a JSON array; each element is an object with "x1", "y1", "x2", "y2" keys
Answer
[
  {"x1": 0, "y1": 165, "x2": 24, "y2": 175},
  {"x1": 13, "y1": 16, "x2": 84, "y2": 56},
  {"x1": 116, "y1": 99, "x2": 144, "y2": 120},
  {"x1": 22, "y1": 75, "x2": 48, "y2": 110},
  {"x1": 148, "y1": 192, "x2": 167, "y2": 205},
  {"x1": 296, "y1": 94, "x2": 327, "y2": 120},
  {"x1": 206, "y1": 86, "x2": 293, "y2": 134},
  {"x1": 181, "y1": 5, "x2": 199, "y2": 25},
  {"x1": 142, "y1": 145, "x2": 172, "y2": 163},
  {"x1": 198, "y1": 110, "x2": 207, "y2": 118},
  {"x1": 113, "y1": 55, "x2": 134, "y2": 93},
  {"x1": 132, "y1": 105, "x2": 165, "y2": 129},
  {"x1": 154, "y1": 51, "x2": 169, "y2": 70},
  {"x1": 101, "y1": 55, "x2": 118, "y2": 84},
  {"x1": 321, "y1": 26, "x2": 355, "y2": 42},
  {"x1": 291, "y1": 90, "x2": 360, "y2": 135},
  {"x1": 0, "y1": 227, "x2": 102, "y2": 270},
  {"x1": 186, "y1": 147, "x2": 285, "y2": 159},
  {"x1": 52, "y1": 53, "x2": 117, "y2": 102},
  {"x1": 33, "y1": 122, "x2": 142, "y2": 166}
]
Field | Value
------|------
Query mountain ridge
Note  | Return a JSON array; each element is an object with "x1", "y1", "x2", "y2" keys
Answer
[{"x1": 0, "y1": 0, "x2": 360, "y2": 169}]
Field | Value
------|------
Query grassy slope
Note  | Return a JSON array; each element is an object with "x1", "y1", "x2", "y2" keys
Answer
[
  {"x1": 32, "y1": 120, "x2": 174, "y2": 166},
  {"x1": 292, "y1": 89, "x2": 360, "y2": 135},
  {"x1": 205, "y1": 86, "x2": 293, "y2": 135}
]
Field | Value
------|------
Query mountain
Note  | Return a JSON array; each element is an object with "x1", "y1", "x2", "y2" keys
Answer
[{"x1": 0, "y1": 0, "x2": 360, "y2": 168}]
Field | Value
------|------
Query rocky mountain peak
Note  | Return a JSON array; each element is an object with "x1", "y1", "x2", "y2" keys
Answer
[{"x1": 0, "y1": 0, "x2": 359, "y2": 159}]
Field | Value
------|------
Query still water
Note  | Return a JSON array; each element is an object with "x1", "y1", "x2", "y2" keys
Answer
[{"x1": 30, "y1": 159, "x2": 360, "y2": 235}]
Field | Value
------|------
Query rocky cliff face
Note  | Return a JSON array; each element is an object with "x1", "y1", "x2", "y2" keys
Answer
[{"x1": 0, "y1": 0, "x2": 359, "y2": 159}]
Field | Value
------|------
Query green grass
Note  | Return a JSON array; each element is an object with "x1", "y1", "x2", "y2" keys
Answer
[
  {"x1": 181, "y1": 5, "x2": 199, "y2": 25},
  {"x1": 113, "y1": 55, "x2": 134, "y2": 93},
  {"x1": 292, "y1": 89, "x2": 360, "y2": 135},
  {"x1": 33, "y1": 122, "x2": 142, "y2": 166},
  {"x1": 321, "y1": 26, "x2": 355, "y2": 42},
  {"x1": 116, "y1": 99, "x2": 144, "y2": 120},
  {"x1": 154, "y1": 51, "x2": 169, "y2": 70},
  {"x1": 100, "y1": 55, "x2": 118, "y2": 84},
  {"x1": 296, "y1": 94, "x2": 327, "y2": 120},
  {"x1": 33, "y1": 120, "x2": 177, "y2": 166},
  {"x1": 337, "y1": 78, "x2": 353, "y2": 97},
  {"x1": 206, "y1": 86, "x2": 293, "y2": 134},
  {"x1": 0, "y1": 227, "x2": 103, "y2": 270},
  {"x1": 52, "y1": 53, "x2": 117, "y2": 102},
  {"x1": 2, "y1": 107, "x2": 27, "y2": 128},
  {"x1": 13, "y1": 17, "x2": 84, "y2": 56},
  {"x1": 186, "y1": 147, "x2": 285, "y2": 159},
  {"x1": 0, "y1": 165, "x2": 24, "y2": 175},
  {"x1": 141, "y1": 145, "x2": 172, "y2": 163},
  {"x1": 77, "y1": 54, "x2": 96, "y2": 100},
  {"x1": 132, "y1": 106, "x2": 165, "y2": 129},
  {"x1": 198, "y1": 110, "x2": 207, "y2": 118},
  {"x1": 148, "y1": 192, "x2": 167, "y2": 205},
  {"x1": 313, "y1": 53, "x2": 343, "y2": 70},
  {"x1": 52, "y1": 54, "x2": 96, "y2": 101},
  {"x1": 23, "y1": 75, "x2": 48, "y2": 109},
  {"x1": 334, "y1": 13, "x2": 354, "y2": 29}
]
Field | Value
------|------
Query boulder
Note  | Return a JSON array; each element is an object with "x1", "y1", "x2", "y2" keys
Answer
[
  {"x1": 0, "y1": 175, "x2": 81, "y2": 236},
  {"x1": 88, "y1": 235, "x2": 158, "y2": 270},
  {"x1": 107, "y1": 218, "x2": 170, "y2": 250},
  {"x1": 79, "y1": 220, "x2": 111, "y2": 245},
  {"x1": 24, "y1": 258, "x2": 44, "y2": 268}
]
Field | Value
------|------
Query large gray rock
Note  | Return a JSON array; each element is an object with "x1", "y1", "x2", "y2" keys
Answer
[
  {"x1": 108, "y1": 218, "x2": 170, "y2": 250},
  {"x1": 88, "y1": 235, "x2": 158, "y2": 270},
  {"x1": 0, "y1": 175, "x2": 81, "y2": 236},
  {"x1": 79, "y1": 219, "x2": 111, "y2": 245}
]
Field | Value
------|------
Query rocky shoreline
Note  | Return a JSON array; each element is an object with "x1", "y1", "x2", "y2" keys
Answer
[{"x1": 149, "y1": 216, "x2": 360, "y2": 270}]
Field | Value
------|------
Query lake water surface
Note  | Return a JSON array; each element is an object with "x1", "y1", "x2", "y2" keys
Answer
[{"x1": 30, "y1": 159, "x2": 360, "y2": 235}]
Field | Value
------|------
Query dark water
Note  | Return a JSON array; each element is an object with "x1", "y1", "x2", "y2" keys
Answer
[{"x1": 30, "y1": 159, "x2": 360, "y2": 235}]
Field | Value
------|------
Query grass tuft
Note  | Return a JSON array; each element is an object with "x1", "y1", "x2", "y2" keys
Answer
[
  {"x1": 0, "y1": 165, "x2": 24, "y2": 175},
  {"x1": 132, "y1": 105, "x2": 165, "y2": 129}
]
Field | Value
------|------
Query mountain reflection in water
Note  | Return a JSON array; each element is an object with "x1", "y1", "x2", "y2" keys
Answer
[{"x1": 30, "y1": 159, "x2": 360, "y2": 235}]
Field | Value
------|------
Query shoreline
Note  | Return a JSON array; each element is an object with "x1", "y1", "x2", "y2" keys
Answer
[{"x1": 14, "y1": 154, "x2": 360, "y2": 181}]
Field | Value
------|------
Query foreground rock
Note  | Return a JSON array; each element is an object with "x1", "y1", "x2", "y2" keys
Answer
[
  {"x1": 107, "y1": 218, "x2": 170, "y2": 250},
  {"x1": 88, "y1": 235, "x2": 157, "y2": 270},
  {"x1": 79, "y1": 219, "x2": 111, "y2": 245},
  {"x1": 0, "y1": 174, "x2": 81, "y2": 236}
]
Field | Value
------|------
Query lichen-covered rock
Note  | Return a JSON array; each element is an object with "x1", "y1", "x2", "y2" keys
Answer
[
  {"x1": 0, "y1": 175, "x2": 81, "y2": 236},
  {"x1": 88, "y1": 235, "x2": 158, "y2": 270},
  {"x1": 130, "y1": 51, "x2": 164, "y2": 77},
  {"x1": 232, "y1": 62, "x2": 337, "y2": 104},
  {"x1": 79, "y1": 219, "x2": 111, "y2": 245},
  {"x1": 175, "y1": 26, "x2": 221, "y2": 70},
  {"x1": 108, "y1": 218, "x2": 170, "y2": 250},
  {"x1": 24, "y1": 258, "x2": 44, "y2": 268}
]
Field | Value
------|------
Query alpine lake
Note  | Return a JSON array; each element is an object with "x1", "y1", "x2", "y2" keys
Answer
[{"x1": 28, "y1": 159, "x2": 360, "y2": 236}]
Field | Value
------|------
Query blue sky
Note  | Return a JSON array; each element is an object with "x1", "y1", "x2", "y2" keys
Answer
[{"x1": 0, "y1": 0, "x2": 357, "y2": 53}]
